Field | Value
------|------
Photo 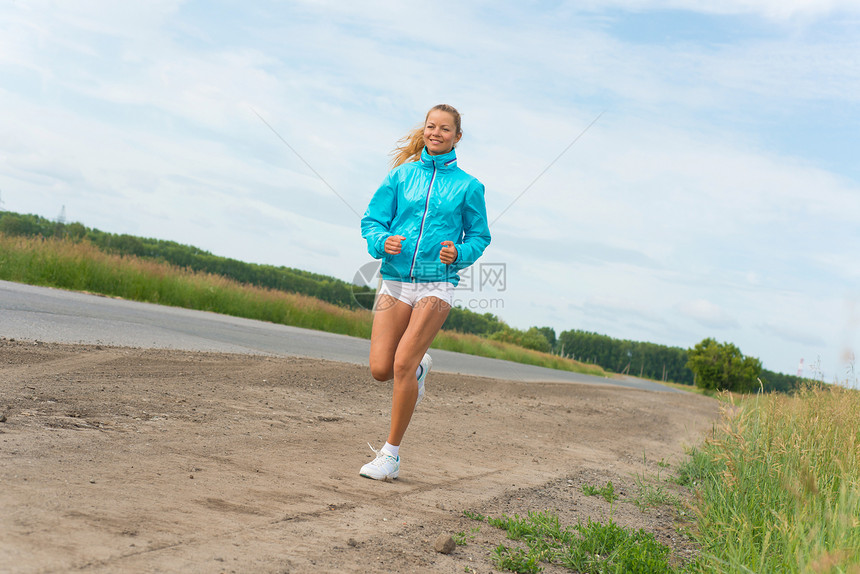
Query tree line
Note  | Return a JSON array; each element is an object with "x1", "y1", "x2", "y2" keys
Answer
[
  {"x1": 0, "y1": 210, "x2": 804, "y2": 393},
  {"x1": 443, "y1": 314, "x2": 801, "y2": 392},
  {"x1": 557, "y1": 329, "x2": 694, "y2": 383}
]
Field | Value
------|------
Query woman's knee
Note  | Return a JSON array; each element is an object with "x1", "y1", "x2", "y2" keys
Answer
[
  {"x1": 392, "y1": 355, "x2": 420, "y2": 381},
  {"x1": 369, "y1": 359, "x2": 394, "y2": 381}
]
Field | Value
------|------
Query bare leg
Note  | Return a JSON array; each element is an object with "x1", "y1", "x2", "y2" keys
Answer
[
  {"x1": 386, "y1": 297, "x2": 450, "y2": 447},
  {"x1": 368, "y1": 295, "x2": 413, "y2": 382}
]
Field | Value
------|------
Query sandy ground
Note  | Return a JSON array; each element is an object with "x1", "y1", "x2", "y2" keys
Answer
[{"x1": 0, "y1": 338, "x2": 720, "y2": 573}]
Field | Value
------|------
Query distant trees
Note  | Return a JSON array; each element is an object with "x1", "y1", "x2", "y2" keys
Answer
[
  {"x1": 441, "y1": 309, "x2": 555, "y2": 353},
  {"x1": 557, "y1": 329, "x2": 694, "y2": 384},
  {"x1": 490, "y1": 326, "x2": 552, "y2": 353},
  {"x1": 556, "y1": 331, "x2": 798, "y2": 393},
  {"x1": 756, "y1": 369, "x2": 802, "y2": 393},
  {"x1": 534, "y1": 326, "x2": 557, "y2": 350},
  {"x1": 686, "y1": 338, "x2": 762, "y2": 393},
  {"x1": 0, "y1": 212, "x2": 53, "y2": 237},
  {"x1": 443, "y1": 308, "x2": 505, "y2": 336}
]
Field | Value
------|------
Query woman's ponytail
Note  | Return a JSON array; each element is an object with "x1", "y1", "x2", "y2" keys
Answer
[{"x1": 390, "y1": 126, "x2": 425, "y2": 168}]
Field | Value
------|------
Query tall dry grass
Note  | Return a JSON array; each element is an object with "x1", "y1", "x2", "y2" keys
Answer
[
  {"x1": 689, "y1": 383, "x2": 860, "y2": 573},
  {"x1": 0, "y1": 234, "x2": 373, "y2": 338}
]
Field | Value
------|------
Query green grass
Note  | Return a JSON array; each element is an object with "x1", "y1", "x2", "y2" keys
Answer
[
  {"x1": 630, "y1": 457, "x2": 683, "y2": 512},
  {"x1": 581, "y1": 481, "x2": 620, "y2": 503},
  {"x1": 632, "y1": 472, "x2": 681, "y2": 512},
  {"x1": 684, "y1": 383, "x2": 860, "y2": 573},
  {"x1": 468, "y1": 509, "x2": 677, "y2": 573},
  {"x1": 453, "y1": 526, "x2": 481, "y2": 546},
  {"x1": 0, "y1": 233, "x2": 605, "y2": 375},
  {"x1": 674, "y1": 446, "x2": 720, "y2": 489}
]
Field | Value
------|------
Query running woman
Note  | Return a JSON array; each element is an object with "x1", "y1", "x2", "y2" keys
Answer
[{"x1": 359, "y1": 104, "x2": 491, "y2": 480}]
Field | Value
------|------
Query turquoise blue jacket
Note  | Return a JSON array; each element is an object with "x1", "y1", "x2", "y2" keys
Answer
[{"x1": 361, "y1": 147, "x2": 491, "y2": 287}]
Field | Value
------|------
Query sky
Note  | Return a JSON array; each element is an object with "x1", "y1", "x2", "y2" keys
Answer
[{"x1": 1, "y1": 1, "x2": 858, "y2": 383}]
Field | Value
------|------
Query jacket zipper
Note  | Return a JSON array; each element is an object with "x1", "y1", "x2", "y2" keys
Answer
[{"x1": 408, "y1": 162, "x2": 436, "y2": 280}]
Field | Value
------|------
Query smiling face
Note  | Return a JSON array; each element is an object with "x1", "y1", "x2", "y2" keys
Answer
[{"x1": 423, "y1": 109, "x2": 462, "y2": 155}]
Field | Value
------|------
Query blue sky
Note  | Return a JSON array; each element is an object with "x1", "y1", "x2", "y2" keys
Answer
[{"x1": 1, "y1": 1, "x2": 858, "y2": 383}]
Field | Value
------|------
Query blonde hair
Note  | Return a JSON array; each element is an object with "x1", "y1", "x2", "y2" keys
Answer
[{"x1": 390, "y1": 104, "x2": 462, "y2": 168}]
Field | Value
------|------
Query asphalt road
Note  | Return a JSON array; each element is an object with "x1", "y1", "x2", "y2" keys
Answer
[{"x1": 0, "y1": 280, "x2": 676, "y2": 392}]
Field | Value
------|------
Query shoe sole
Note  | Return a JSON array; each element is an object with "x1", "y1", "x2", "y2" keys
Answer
[{"x1": 360, "y1": 471, "x2": 399, "y2": 480}]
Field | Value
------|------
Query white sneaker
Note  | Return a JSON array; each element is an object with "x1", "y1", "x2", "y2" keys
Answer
[
  {"x1": 359, "y1": 444, "x2": 400, "y2": 480},
  {"x1": 416, "y1": 353, "x2": 432, "y2": 407}
]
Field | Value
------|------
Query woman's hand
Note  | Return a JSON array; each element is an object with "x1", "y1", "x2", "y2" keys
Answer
[
  {"x1": 384, "y1": 235, "x2": 405, "y2": 255},
  {"x1": 440, "y1": 241, "x2": 458, "y2": 265}
]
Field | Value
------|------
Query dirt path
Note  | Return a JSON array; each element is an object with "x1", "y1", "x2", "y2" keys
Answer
[{"x1": 0, "y1": 338, "x2": 720, "y2": 573}]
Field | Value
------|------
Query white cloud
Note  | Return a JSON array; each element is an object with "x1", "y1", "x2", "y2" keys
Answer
[{"x1": 678, "y1": 299, "x2": 740, "y2": 329}]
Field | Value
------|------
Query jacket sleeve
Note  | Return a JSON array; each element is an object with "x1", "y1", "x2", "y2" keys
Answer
[
  {"x1": 360, "y1": 172, "x2": 397, "y2": 259},
  {"x1": 454, "y1": 180, "x2": 491, "y2": 270}
]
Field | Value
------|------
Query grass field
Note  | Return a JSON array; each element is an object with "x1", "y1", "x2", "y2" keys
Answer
[{"x1": 682, "y1": 383, "x2": 860, "y2": 573}]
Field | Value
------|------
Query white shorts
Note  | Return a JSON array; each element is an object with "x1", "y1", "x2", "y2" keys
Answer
[{"x1": 378, "y1": 280, "x2": 454, "y2": 308}]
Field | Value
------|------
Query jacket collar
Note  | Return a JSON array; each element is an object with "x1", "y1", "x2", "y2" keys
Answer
[{"x1": 420, "y1": 147, "x2": 458, "y2": 171}]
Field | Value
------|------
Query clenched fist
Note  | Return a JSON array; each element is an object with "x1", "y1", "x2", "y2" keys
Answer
[
  {"x1": 384, "y1": 235, "x2": 405, "y2": 255},
  {"x1": 439, "y1": 241, "x2": 458, "y2": 265}
]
